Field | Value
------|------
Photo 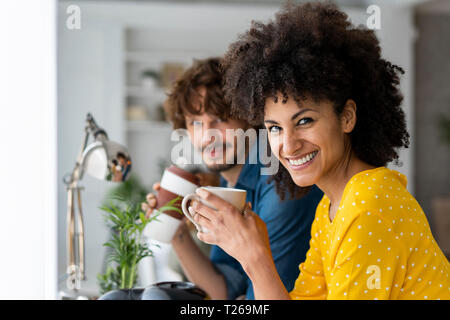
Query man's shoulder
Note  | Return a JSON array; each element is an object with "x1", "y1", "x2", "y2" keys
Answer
[
  {"x1": 256, "y1": 173, "x2": 322, "y2": 200},
  {"x1": 255, "y1": 176, "x2": 323, "y2": 210}
]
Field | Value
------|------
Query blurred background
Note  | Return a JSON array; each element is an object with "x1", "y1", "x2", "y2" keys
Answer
[{"x1": 0, "y1": 0, "x2": 449, "y2": 299}]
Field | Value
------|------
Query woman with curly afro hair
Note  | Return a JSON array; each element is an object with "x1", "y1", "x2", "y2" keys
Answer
[{"x1": 189, "y1": 2, "x2": 450, "y2": 299}]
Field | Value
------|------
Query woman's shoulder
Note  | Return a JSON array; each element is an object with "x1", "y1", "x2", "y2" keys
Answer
[
  {"x1": 340, "y1": 167, "x2": 415, "y2": 220},
  {"x1": 343, "y1": 167, "x2": 408, "y2": 200},
  {"x1": 342, "y1": 167, "x2": 423, "y2": 223},
  {"x1": 347, "y1": 167, "x2": 406, "y2": 187}
]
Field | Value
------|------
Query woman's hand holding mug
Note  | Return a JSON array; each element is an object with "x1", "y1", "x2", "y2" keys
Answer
[{"x1": 183, "y1": 187, "x2": 272, "y2": 268}]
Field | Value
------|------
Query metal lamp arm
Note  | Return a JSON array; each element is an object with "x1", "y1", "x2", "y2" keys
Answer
[
  {"x1": 64, "y1": 114, "x2": 97, "y2": 291},
  {"x1": 61, "y1": 113, "x2": 130, "y2": 297},
  {"x1": 65, "y1": 113, "x2": 107, "y2": 186}
]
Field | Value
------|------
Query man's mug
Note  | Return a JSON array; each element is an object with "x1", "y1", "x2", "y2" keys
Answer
[
  {"x1": 181, "y1": 187, "x2": 247, "y2": 232},
  {"x1": 143, "y1": 165, "x2": 200, "y2": 243}
]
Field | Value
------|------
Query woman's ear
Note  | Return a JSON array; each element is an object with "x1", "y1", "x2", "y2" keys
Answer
[{"x1": 340, "y1": 99, "x2": 357, "y2": 133}]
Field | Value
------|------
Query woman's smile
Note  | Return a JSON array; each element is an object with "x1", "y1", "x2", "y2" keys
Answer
[
  {"x1": 284, "y1": 150, "x2": 319, "y2": 170},
  {"x1": 263, "y1": 94, "x2": 359, "y2": 189}
]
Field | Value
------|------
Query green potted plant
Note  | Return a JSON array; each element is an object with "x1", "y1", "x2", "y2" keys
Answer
[
  {"x1": 97, "y1": 174, "x2": 183, "y2": 296},
  {"x1": 97, "y1": 174, "x2": 149, "y2": 295},
  {"x1": 97, "y1": 197, "x2": 182, "y2": 296},
  {"x1": 102, "y1": 174, "x2": 149, "y2": 209},
  {"x1": 97, "y1": 201, "x2": 154, "y2": 294}
]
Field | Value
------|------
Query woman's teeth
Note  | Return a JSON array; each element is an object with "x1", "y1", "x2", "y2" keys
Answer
[{"x1": 288, "y1": 151, "x2": 318, "y2": 166}]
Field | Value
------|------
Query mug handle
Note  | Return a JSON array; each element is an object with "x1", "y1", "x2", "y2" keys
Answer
[{"x1": 181, "y1": 193, "x2": 203, "y2": 232}]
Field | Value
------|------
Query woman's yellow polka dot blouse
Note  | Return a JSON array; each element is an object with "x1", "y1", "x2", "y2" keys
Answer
[{"x1": 289, "y1": 167, "x2": 450, "y2": 300}]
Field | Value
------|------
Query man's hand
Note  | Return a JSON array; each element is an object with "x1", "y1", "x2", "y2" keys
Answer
[
  {"x1": 141, "y1": 181, "x2": 190, "y2": 238},
  {"x1": 141, "y1": 182, "x2": 161, "y2": 218}
]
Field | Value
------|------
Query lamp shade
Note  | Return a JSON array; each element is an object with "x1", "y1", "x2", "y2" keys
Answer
[{"x1": 82, "y1": 140, "x2": 131, "y2": 182}]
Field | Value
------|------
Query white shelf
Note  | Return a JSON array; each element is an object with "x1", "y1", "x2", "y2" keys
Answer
[
  {"x1": 126, "y1": 120, "x2": 172, "y2": 132},
  {"x1": 125, "y1": 51, "x2": 212, "y2": 64},
  {"x1": 126, "y1": 85, "x2": 168, "y2": 100}
]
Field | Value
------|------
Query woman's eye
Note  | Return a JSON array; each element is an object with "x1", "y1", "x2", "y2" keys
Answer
[
  {"x1": 297, "y1": 118, "x2": 313, "y2": 126},
  {"x1": 268, "y1": 125, "x2": 282, "y2": 133}
]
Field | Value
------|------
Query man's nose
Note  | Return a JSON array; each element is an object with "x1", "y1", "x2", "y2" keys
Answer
[{"x1": 200, "y1": 126, "x2": 213, "y2": 145}]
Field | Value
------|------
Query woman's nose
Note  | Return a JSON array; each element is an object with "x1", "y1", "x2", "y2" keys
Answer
[{"x1": 282, "y1": 131, "x2": 303, "y2": 156}]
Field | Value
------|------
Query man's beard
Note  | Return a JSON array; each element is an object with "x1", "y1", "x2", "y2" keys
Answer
[
  {"x1": 206, "y1": 162, "x2": 238, "y2": 172},
  {"x1": 201, "y1": 142, "x2": 239, "y2": 172}
]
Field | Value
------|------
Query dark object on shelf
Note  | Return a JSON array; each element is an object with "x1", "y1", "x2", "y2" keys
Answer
[
  {"x1": 142, "y1": 281, "x2": 208, "y2": 300},
  {"x1": 98, "y1": 288, "x2": 145, "y2": 300},
  {"x1": 98, "y1": 281, "x2": 209, "y2": 300}
]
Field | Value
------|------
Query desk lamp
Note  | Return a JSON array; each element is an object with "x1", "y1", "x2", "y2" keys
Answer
[{"x1": 61, "y1": 113, "x2": 131, "y2": 299}]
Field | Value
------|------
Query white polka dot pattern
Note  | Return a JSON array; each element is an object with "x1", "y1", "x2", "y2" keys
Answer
[{"x1": 289, "y1": 167, "x2": 450, "y2": 300}]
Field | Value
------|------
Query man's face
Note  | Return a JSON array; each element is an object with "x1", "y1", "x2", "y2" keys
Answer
[
  {"x1": 184, "y1": 86, "x2": 249, "y2": 172},
  {"x1": 118, "y1": 157, "x2": 126, "y2": 167}
]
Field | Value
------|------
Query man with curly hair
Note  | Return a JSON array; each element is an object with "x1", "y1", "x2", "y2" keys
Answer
[
  {"x1": 142, "y1": 57, "x2": 323, "y2": 299},
  {"x1": 190, "y1": 2, "x2": 450, "y2": 299}
]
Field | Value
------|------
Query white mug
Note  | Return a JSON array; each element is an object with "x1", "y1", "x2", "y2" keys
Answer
[
  {"x1": 181, "y1": 186, "x2": 247, "y2": 232},
  {"x1": 143, "y1": 165, "x2": 200, "y2": 243}
]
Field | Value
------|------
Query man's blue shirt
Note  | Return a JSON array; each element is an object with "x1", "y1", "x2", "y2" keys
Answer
[{"x1": 209, "y1": 145, "x2": 323, "y2": 299}]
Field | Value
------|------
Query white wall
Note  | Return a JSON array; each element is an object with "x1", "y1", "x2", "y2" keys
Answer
[
  {"x1": 375, "y1": 3, "x2": 416, "y2": 194},
  {"x1": 57, "y1": 4, "x2": 124, "y2": 296},
  {"x1": 0, "y1": 0, "x2": 57, "y2": 299}
]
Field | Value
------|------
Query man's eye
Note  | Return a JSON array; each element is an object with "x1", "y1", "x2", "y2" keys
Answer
[
  {"x1": 297, "y1": 118, "x2": 313, "y2": 126},
  {"x1": 268, "y1": 125, "x2": 282, "y2": 133}
]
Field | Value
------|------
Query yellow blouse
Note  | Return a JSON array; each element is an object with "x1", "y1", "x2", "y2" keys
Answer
[{"x1": 289, "y1": 167, "x2": 450, "y2": 300}]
